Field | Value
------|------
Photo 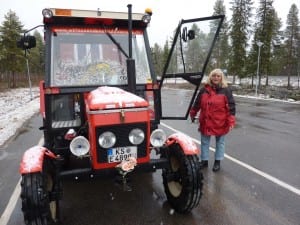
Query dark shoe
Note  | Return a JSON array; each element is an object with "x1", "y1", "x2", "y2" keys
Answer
[
  {"x1": 212, "y1": 160, "x2": 221, "y2": 172},
  {"x1": 199, "y1": 160, "x2": 208, "y2": 169}
]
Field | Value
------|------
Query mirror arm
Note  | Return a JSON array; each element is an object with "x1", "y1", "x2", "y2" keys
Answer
[{"x1": 22, "y1": 25, "x2": 44, "y2": 57}]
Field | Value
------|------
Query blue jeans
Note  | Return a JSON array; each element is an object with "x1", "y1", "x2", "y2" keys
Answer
[{"x1": 200, "y1": 134, "x2": 225, "y2": 161}]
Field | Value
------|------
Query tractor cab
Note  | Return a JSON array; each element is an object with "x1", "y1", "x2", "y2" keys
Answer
[{"x1": 18, "y1": 5, "x2": 224, "y2": 224}]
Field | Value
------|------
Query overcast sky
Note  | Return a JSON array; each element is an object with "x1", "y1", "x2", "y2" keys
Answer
[{"x1": 0, "y1": 0, "x2": 299, "y2": 45}]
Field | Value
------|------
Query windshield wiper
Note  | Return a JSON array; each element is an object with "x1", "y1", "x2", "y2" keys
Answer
[{"x1": 105, "y1": 32, "x2": 129, "y2": 58}]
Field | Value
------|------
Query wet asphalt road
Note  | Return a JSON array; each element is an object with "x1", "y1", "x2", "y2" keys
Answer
[{"x1": 1, "y1": 95, "x2": 300, "y2": 225}]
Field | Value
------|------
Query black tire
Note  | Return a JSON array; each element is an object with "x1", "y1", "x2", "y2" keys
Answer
[
  {"x1": 162, "y1": 144, "x2": 203, "y2": 213},
  {"x1": 21, "y1": 159, "x2": 59, "y2": 225}
]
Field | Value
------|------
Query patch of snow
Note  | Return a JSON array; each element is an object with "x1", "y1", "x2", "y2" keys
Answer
[
  {"x1": 227, "y1": 75, "x2": 300, "y2": 87},
  {"x1": 234, "y1": 94, "x2": 300, "y2": 104},
  {"x1": 0, "y1": 82, "x2": 299, "y2": 147},
  {"x1": 0, "y1": 87, "x2": 39, "y2": 147}
]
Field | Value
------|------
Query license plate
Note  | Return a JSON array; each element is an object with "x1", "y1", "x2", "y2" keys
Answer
[{"x1": 107, "y1": 146, "x2": 137, "y2": 163}]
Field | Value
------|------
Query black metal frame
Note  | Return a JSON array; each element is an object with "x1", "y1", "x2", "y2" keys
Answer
[{"x1": 158, "y1": 15, "x2": 225, "y2": 120}]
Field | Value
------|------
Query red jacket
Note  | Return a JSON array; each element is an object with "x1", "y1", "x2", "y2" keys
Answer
[{"x1": 190, "y1": 84, "x2": 236, "y2": 136}]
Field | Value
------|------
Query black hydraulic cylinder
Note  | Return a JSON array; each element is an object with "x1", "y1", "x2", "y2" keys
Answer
[
  {"x1": 127, "y1": 4, "x2": 136, "y2": 94},
  {"x1": 127, "y1": 4, "x2": 133, "y2": 58},
  {"x1": 127, "y1": 58, "x2": 136, "y2": 94}
]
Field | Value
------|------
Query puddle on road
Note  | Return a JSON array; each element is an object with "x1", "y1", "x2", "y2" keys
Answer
[
  {"x1": 254, "y1": 102, "x2": 265, "y2": 107},
  {"x1": 281, "y1": 105, "x2": 300, "y2": 113},
  {"x1": 249, "y1": 111, "x2": 268, "y2": 118}
]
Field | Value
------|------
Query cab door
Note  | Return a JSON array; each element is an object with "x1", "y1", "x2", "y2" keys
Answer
[{"x1": 159, "y1": 15, "x2": 224, "y2": 120}]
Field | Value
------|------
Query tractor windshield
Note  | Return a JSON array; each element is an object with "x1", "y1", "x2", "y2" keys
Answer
[{"x1": 50, "y1": 27, "x2": 151, "y2": 87}]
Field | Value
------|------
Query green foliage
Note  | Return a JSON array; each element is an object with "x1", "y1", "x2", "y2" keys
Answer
[
  {"x1": 244, "y1": 0, "x2": 281, "y2": 87},
  {"x1": 0, "y1": 4, "x2": 299, "y2": 89},
  {"x1": 0, "y1": 10, "x2": 44, "y2": 88},
  {"x1": 185, "y1": 24, "x2": 207, "y2": 72},
  {"x1": 256, "y1": 0, "x2": 279, "y2": 86},
  {"x1": 284, "y1": 4, "x2": 300, "y2": 87},
  {"x1": 0, "y1": 10, "x2": 25, "y2": 73},
  {"x1": 150, "y1": 0, "x2": 299, "y2": 89},
  {"x1": 228, "y1": 0, "x2": 253, "y2": 81},
  {"x1": 164, "y1": 21, "x2": 219, "y2": 76},
  {"x1": 0, "y1": 10, "x2": 25, "y2": 88},
  {"x1": 210, "y1": 0, "x2": 230, "y2": 71},
  {"x1": 151, "y1": 42, "x2": 166, "y2": 78}
]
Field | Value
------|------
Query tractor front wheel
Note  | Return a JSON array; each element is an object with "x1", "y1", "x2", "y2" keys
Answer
[
  {"x1": 162, "y1": 144, "x2": 203, "y2": 213},
  {"x1": 21, "y1": 160, "x2": 59, "y2": 225}
]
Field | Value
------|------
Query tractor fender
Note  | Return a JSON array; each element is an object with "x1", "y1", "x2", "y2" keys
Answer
[
  {"x1": 166, "y1": 132, "x2": 200, "y2": 155},
  {"x1": 19, "y1": 146, "x2": 57, "y2": 174}
]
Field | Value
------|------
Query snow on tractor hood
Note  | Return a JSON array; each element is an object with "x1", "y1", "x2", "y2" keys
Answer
[{"x1": 86, "y1": 86, "x2": 149, "y2": 110}]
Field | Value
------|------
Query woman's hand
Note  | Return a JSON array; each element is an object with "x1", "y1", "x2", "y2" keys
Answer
[{"x1": 190, "y1": 116, "x2": 195, "y2": 123}]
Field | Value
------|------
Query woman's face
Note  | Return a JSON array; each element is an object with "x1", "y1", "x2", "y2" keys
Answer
[{"x1": 211, "y1": 73, "x2": 222, "y2": 85}]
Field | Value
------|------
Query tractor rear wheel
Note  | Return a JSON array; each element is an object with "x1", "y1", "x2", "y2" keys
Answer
[
  {"x1": 162, "y1": 144, "x2": 203, "y2": 213},
  {"x1": 21, "y1": 160, "x2": 59, "y2": 225}
]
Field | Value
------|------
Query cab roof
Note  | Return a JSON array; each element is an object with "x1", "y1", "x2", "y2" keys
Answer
[{"x1": 43, "y1": 8, "x2": 149, "y2": 28}]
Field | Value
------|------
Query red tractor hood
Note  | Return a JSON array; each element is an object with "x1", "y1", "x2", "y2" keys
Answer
[{"x1": 86, "y1": 86, "x2": 149, "y2": 110}]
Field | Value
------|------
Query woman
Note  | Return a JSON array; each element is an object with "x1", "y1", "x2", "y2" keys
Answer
[{"x1": 190, "y1": 68, "x2": 236, "y2": 172}]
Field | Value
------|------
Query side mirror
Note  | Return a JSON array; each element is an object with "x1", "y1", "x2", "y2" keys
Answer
[
  {"x1": 187, "y1": 30, "x2": 195, "y2": 40},
  {"x1": 182, "y1": 27, "x2": 195, "y2": 42},
  {"x1": 17, "y1": 35, "x2": 36, "y2": 50}
]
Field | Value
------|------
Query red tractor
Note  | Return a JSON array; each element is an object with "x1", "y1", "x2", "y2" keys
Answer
[{"x1": 18, "y1": 5, "x2": 224, "y2": 224}]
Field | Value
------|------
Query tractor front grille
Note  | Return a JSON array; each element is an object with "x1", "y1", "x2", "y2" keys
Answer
[{"x1": 95, "y1": 123, "x2": 148, "y2": 163}]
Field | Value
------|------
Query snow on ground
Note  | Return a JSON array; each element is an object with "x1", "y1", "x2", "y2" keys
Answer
[
  {"x1": 0, "y1": 84, "x2": 299, "y2": 147},
  {"x1": 0, "y1": 87, "x2": 40, "y2": 146},
  {"x1": 229, "y1": 76, "x2": 300, "y2": 88}
]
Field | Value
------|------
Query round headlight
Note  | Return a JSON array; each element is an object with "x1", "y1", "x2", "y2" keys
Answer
[
  {"x1": 150, "y1": 129, "x2": 167, "y2": 147},
  {"x1": 129, "y1": 128, "x2": 145, "y2": 145},
  {"x1": 98, "y1": 131, "x2": 116, "y2": 148},
  {"x1": 42, "y1": 8, "x2": 53, "y2": 19},
  {"x1": 70, "y1": 136, "x2": 90, "y2": 157}
]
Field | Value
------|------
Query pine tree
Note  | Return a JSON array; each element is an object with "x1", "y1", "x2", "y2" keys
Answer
[
  {"x1": 185, "y1": 23, "x2": 203, "y2": 73},
  {"x1": 211, "y1": 0, "x2": 230, "y2": 70},
  {"x1": 249, "y1": 0, "x2": 279, "y2": 87},
  {"x1": 151, "y1": 43, "x2": 164, "y2": 77},
  {"x1": 268, "y1": 11, "x2": 282, "y2": 77},
  {"x1": 0, "y1": 10, "x2": 25, "y2": 88},
  {"x1": 229, "y1": 0, "x2": 254, "y2": 84},
  {"x1": 284, "y1": 4, "x2": 299, "y2": 88}
]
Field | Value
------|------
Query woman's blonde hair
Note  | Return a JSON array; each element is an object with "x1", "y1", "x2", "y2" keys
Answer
[{"x1": 205, "y1": 68, "x2": 228, "y2": 88}]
